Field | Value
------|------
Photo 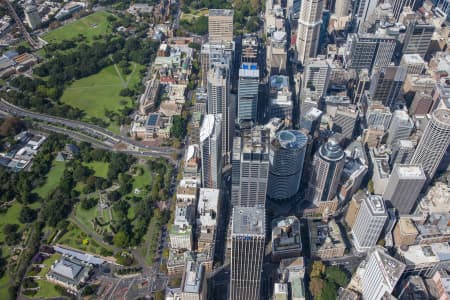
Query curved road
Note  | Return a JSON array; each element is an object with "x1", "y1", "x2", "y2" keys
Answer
[{"x1": 0, "y1": 99, "x2": 181, "y2": 162}]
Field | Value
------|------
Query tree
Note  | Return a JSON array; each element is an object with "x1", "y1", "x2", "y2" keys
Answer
[
  {"x1": 368, "y1": 179, "x2": 374, "y2": 194},
  {"x1": 154, "y1": 290, "x2": 164, "y2": 300},
  {"x1": 81, "y1": 198, "x2": 98, "y2": 210},
  {"x1": 19, "y1": 206, "x2": 37, "y2": 223},
  {"x1": 310, "y1": 260, "x2": 325, "y2": 278},
  {"x1": 317, "y1": 281, "x2": 338, "y2": 300},
  {"x1": 309, "y1": 277, "x2": 325, "y2": 297},
  {"x1": 113, "y1": 231, "x2": 129, "y2": 248},
  {"x1": 325, "y1": 266, "x2": 349, "y2": 287}
]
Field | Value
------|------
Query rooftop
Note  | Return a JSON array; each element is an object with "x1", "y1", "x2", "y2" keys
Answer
[
  {"x1": 366, "y1": 195, "x2": 387, "y2": 215},
  {"x1": 241, "y1": 126, "x2": 270, "y2": 156},
  {"x1": 433, "y1": 109, "x2": 450, "y2": 125},
  {"x1": 232, "y1": 206, "x2": 265, "y2": 236},
  {"x1": 319, "y1": 139, "x2": 345, "y2": 161},
  {"x1": 396, "y1": 165, "x2": 426, "y2": 179},
  {"x1": 372, "y1": 246, "x2": 405, "y2": 289},
  {"x1": 182, "y1": 260, "x2": 204, "y2": 294},
  {"x1": 309, "y1": 219, "x2": 346, "y2": 254},
  {"x1": 199, "y1": 114, "x2": 218, "y2": 143},
  {"x1": 197, "y1": 188, "x2": 220, "y2": 227},
  {"x1": 208, "y1": 9, "x2": 234, "y2": 16},
  {"x1": 399, "y1": 243, "x2": 450, "y2": 266}
]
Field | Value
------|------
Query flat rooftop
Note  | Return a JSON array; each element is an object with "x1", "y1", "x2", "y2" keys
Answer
[
  {"x1": 396, "y1": 165, "x2": 426, "y2": 179},
  {"x1": 208, "y1": 9, "x2": 234, "y2": 16},
  {"x1": 232, "y1": 206, "x2": 265, "y2": 236}
]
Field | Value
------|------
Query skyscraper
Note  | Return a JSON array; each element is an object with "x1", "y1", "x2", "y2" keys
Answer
[
  {"x1": 383, "y1": 165, "x2": 427, "y2": 214},
  {"x1": 267, "y1": 130, "x2": 308, "y2": 201},
  {"x1": 296, "y1": 0, "x2": 324, "y2": 64},
  {"x1": 309, "y1": 139, "x2": 345, "y2": 213},
  {"x1": 237, "y1": 63, "x2": 259, "y2": 123},
  {"x1": 351, "y1": 195, "x2": 387, "y2": 252},
  {"x1": 369, "y1": 66, "x2": 407, "y2": 108},
  {"x1": 410, "y1": 109, "x2": 450, "y2": 180},
  {"x1": 230, "y1": 207, "x2": 265, "y2": 300},
  {"x1": 302, "y1": 58, "x2": 331, "y2": 100},
  {"x1": 389, "y1": 139, "x2": 415, "y2": 167},
  {"x1": 344, "y1": 33, "x2": 396, "y2": 72},
  {"x1": 361, "y1": 247, "x2": 405, "y2": 300},
  {"x1": 386, "y1": 110, "x2": 414, "y2": 145},
  {"x1": 208, "y1": 9, "x2": 234, "y2": 45},
  {"x1": 402, "y1": 19, "x2": 434, "y2": 58},
  {"x1": 207, "y1": 64, "x2": 232, "y2": 163},
  {"x1": 356, "y1": 0, "x2": 377, "y2": 28},
  {"x1": 331, "y1": 105, "x2": 358, "y2": 143},
  {"x1": 334, "y1": 0, "x2": 351, "y2": 17},
  {"x1": 200, "y1": 114, "x2": 222, "y2": 189},
  {"x1": 233, "y1": 127, "x2": 270, "y2": 207}
]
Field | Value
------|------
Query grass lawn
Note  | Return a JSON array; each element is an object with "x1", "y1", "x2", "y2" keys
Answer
[
  {"x1": 0, "y1": 202, "x2": 24, "y2": 243},
  {"x1": 60, "y1": 63, "x2": 144, "y2": 132},
  {"x1": 32, "y1": 280, "x2": 62, "y2": 299},
  {"x1": 42, "y1": 11, "x2": 114, "y2": 44},
  {"x1": 130, "y1": 164, "x2": 152, "y2": 197},
  {"x1": 181, "y1": 8, "x2": 208, "y2": 21},
  {"x1": 57, "y1": 222, "x2": 111, "y2": 255},
  {"x1": 84, "y1": 161, "x2": 110, "y2": 178},
  {"x1": 0, "y1": 272, "x2": 10, "y2": 300},
  {"x1": 36, "y1": 253, "x2": 62, "y2": 277},
  {"x1": 33, "y1": 161, "x2": 66, "y2": 199}
]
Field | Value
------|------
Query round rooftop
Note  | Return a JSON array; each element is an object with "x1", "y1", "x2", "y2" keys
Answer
[
  {"x1": 433, "y1": 109, "x2": 450, "y2": 126},
  {"x1": 276, "y1": 130, "x2": 308, "y2": 149},
  {"x1": 319, "y1": 139, "x2": 344, "y2": 161}
]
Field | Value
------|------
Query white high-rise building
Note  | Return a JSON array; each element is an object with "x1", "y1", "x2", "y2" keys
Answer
[
  {"x1": 361, "y1": 247, "x2": 405, "y2": 300},
  {"x1": 334, "y1": 0, "x2": 351, "y2": 17},
  {"x1": 230, "y1": 207, "x2": 265, "y2": 300},
  {"x1": 387, "y1": 110, "x2": 414, "y2": 145},
  {"x1": 351, "y1": 195, "x2": 387, "y2": 252},
  {"x1": 200, "y1": 114, "x2": 222, "y2": 189},
  {"x1": 207, "y1": 64, "x2": 232, "y2": 163},
  {"x1": 411, "y1": 109, "x2": 450, "y2": 180},
  {"x1": 296, "y1": 0, "x2": 324, "y2": 64}
]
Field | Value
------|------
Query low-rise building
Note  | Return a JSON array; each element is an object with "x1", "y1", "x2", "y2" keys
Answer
[
  {"x1": 397, "y1": 243, "x2": 450, "y2": 277},
  {"x1": 393, "y1": 217, "x2": 418, "y2": 247},
  {"x1": 309, "y1": 219, "x2": 346, "y2": 259},
  {"x1": 181, "y1": 260, "x2": 207, "y2": 300},
  {"x1": 46, "y1": 256, "x2": 92, "y2": 291},
  {"x1": 196, "y1": 188, "x2": 220, "y2": 254},
  {"x1": 271, "y1": 216, "x2": 302, "y2": 261}
]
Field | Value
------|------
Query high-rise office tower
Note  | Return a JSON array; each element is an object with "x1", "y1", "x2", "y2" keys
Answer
[
  {"x1": 296, "y1": 0, "x2": 324, "y2": 64},
  {"x1": 369, "y1": 66, "x2": 407, "y2": 108},
  {"x1": 391, "y1": 0, "x2": 416, "y2": 20},
  {"x1": 238, "y1": 63, "x2": 259, "y2": 123},
  {"x1": 334, "y1": 0, "x2": 351, "y2": 17},
  {"x1": 303, "y1": 58, "x2": 331, "y2": 99},
  {"x1": 344, "y1": 33, "x2": 396, "y2": 72},
  {"x1": 231, "y1": 137, "x2": 241, "y2": 201},
  {"x1": 383, "y1": 164, "x2": 426, "y2": 214},
  {"x1": 309, "y1": 139, "x2": 345, "y2": 211},
  {"x1": 351, "y1": 195, "x2": 387, "y2": 252},
  {"x1": 331, "y1": 105, "x2": 358, "y2": 143},
  {"x1": 361, "y1": 247, "x2": 405, "y2": 300},
  {"x1": 410, "y1": 109, "x2": 450, "y2": 180},
  {"x1": 208, "y1": 9, "x2": 234, "y2": 44},
  {"x1": 268, "y1": 30, "x2": 288, "y2": 75},
  {"x1": 230, "y1": 207, "x2": 265, "y2": 300},
  {"x1": 24, "y1": 5, "x2": 41, "y2": 30},
  {"x1": 356, "y1": 0, "x2": 377, "y2": 28},
  {"x1": 200, "y1": 114, "x2": 222, "y2": 189},
  {"x1": 389, "y1": 139, "x2": 415, "y2": 167},
  {"x1": 386, "y1": 110, "x2": 414, "y2": 145},
  {"x1": 402, "y1": 19, "x2": 434, "y2": 58},
  {"x1": 241, "y1": 36, "x2": 258, "y2": 63},
  {"x1": 267, "y1": 130, "x2": 308, "y2": 201},
  {"x1": 233, "y1": 127, "x2": 270, "y2": 207},
  {"x1": 354, "y1": 69, "x2": 370, "y2": 104},
  {"x1": 207, "y1": 64, "x2": 232, "y2": 163}
]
